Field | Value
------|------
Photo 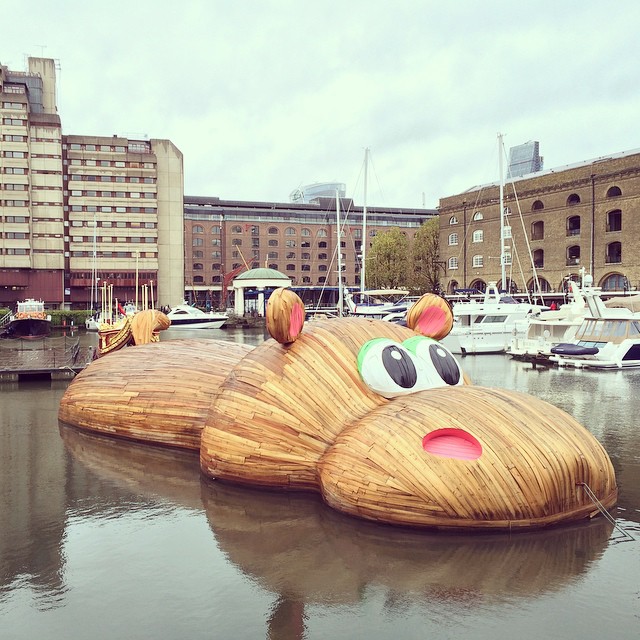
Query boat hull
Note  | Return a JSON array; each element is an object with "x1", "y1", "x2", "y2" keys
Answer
[
  {"x1": 6, "y1": 318, "x2": 51, "y2": 339},
  {"x1": 166, "y1": 317, "x2": 227, "y2": 329}
]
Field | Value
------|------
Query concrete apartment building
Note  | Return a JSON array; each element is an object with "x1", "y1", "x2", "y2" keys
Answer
[
  {"x1": 438, "y1": 149, "x2": 640, "y2": 295},
  {"x1": 183, "y1": 195, "x2": 435, "y2": 309},
  {"x1": 1, "y1": 57, "x2": 184, "y2": 310}
]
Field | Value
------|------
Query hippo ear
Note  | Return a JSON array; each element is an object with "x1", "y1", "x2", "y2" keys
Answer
[
  {"x1": 266, "y1": 287, "x2": 306, "y2": 344},
  {"x1": 406, "y1": 294, "x2": 453, "y2": 340}
]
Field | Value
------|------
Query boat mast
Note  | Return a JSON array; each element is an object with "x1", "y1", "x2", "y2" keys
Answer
[
  {"x1": 361, "y1": 147, "x2": 369, "y2": 293},
  {"x1": 91, "y1": 213, "x2": 97, "y2": 311},
  {"x1": 498, "y1": 133, "x2": 507, "y2": 291},
  {"x1": 336, "y1": 190, "x2": 344, "y2": 317}
]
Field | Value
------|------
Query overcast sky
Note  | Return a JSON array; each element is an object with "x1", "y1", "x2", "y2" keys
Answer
[{"x1": 3, "y1": 0, "x2": 639, "y2": 209}]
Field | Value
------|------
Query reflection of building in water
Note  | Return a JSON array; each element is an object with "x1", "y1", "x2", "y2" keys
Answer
[{"x1": 289, "y1": 182, "x2": 346, "y2": 203}]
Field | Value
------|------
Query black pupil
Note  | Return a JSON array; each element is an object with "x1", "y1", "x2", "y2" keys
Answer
[
  {"x1": 382, "y1": 346, "x2": 417, "y2": 389},
  {"x1": 429, "y1": 344, "x2": 461, "y2": 385}
]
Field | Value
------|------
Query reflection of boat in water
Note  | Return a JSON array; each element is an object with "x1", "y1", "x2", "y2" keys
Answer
[
  {"x1": 4, "y1": 299, "x2": 51, "y2": 339},
  {"x1": 166, "y1": 302, "x2": 228, "y2": 329},
  {"x1": 58, "y1": 423, "x2": 615, "y2": 608},
  {"x1": 441, "y1": 283, "x2": 546, "y2": 355}
]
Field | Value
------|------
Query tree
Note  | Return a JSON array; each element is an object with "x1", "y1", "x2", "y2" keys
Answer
[
  {"x1": 364, "y1": 227, "x2": 410, "y2": 289},
  {"x1": 408, "y1": 218, "x2": 441, "y2": 294}
]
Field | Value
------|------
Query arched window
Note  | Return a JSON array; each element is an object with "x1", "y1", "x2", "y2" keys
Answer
[
  {"x1": 448, "y1": 233, "x2": 459, "y2": 246},
  {"x1": 606, "y1": 241, "x2": 622, "y2": 264},
  {"x1": 193, "y1": 275, "x2": 204, "y2": 284},
  {"x1": 529, "y1": 277, "x2": 551, "y2": 293},
  {"x1": 448, "y1": 257, "x2": 458, "y2": 269},
  {"x1": 318, "y1": 253, "x2": 327, "y2": 260},
  {"x1": 533, "y1": 249, "x2": 544, "y2": 269},
  {"x1": 211, "y1": 275, "x2": 221, "y2": 283},
  {"x1": 472, "y1": 230, "x2": 483, "y2": 243},
  {"x1": 301, "y1": 228, "x2": 311, "y2": 237},
  {"x1": 267, "y1": 251, "x2": 278, "y2": 259},
  {"x1": 285, "y1": 227, "x2": 296, "y2": 236},
  {"x1": 317, "y1": 276, "x2": 326, "y2": 284},
  {"x1": 607, "y1": 186, "x2": 622, "y2": 198},
  {"x1": 472, "y1": 211, "x2": 483, "y2": 221},
  {"x1": 531, "y1": 220, "x2": 544, "y2": 240},
  {"x1": 212, "y1": 263, "x2": 221, "y2": 270},
  {"x1": 193, "y1": 263, "x2": 203, "y2": 270},
  {"x1": 319, "y1": 264, "x2": 327, "y2": 272},
  {"x1": 286, "y1": 264, "x2": 295, "y2": 271},
  {"x1": 567, "y1": 193, "x2": 581, "y2": 206},
  {"x1": 231, "y1": 225, "x2": 242, "y2": 233},
  {"x1": 601, "y1": 273, "x2": 627, "y2": 290},
  {"x1": 472, "y1": 255, "x2": 483, "y2": 267},
  {"x1": 301, "y1": 252, "x2": 311, "y2": 260},
  {"x1": 268, "y1": 226, "x2": 278, "y2": 234},
  {"x1": 211, "y1": 226, "x2": 221, "y2": 234},
  {"x1": 286, "y1": 240, "x2": 296, "y2": 247},
  {"x1": 268, "y1": 263, "x2": 278, "y2": 270},
  {"x1": 318, "y1": 241, "x2": 327, "y2": 248},
  {"x1": 448, "y1": 280, "x2": 459, "y2": 294},
  {"x1": 301, "y1": 264, "x2": 311, "y2": 271},
  {"x1": 268, "y1": 239, "x2": 279, "y2": 247},
  {"x1": 317, "y1": 229, "x2": 328, "y2": 237},
  {"x1": 302, "y1": 276, "x2": 311, "y2": 284},
  {"x1": 607, "y1": 209, "x2": 622, "y2": 232},
  {"x1": 469, "y1": 280, "x2": 486, "y2": 292},
  {"x1": 532, "y1": 200, "x2": 544, "y2": 211},
  {"x1": 566, "y1": 216, "x2": 581, "y2": 236},
  {"x1": 449, "y1": 216, "x2": 458, "y2": 225},
  {"x1": 567, "y1": 245, "x2": 581, "y2": 266},
  {"x1": 193, "y1": 225, "x2": 204, "y2": 233}
]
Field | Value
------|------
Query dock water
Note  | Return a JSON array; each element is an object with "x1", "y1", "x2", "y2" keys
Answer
[{"x1": 0, "y1": 334, "x2": 95, "y2": 381}]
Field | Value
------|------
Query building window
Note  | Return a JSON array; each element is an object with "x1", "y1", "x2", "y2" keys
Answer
[
  {"x1": 531, "y1": 220, "x2": 544, "y2": 240},
  {"x1": 267, "y1": 251, "x2": 278, "y2": 259},
  {"x1": 268, "y1": 239, "x2": 278, "y2": 247},
  {"x1": 607, "y1": 186, "x2": 622, "y2": 198},
  {"x1": 286, "y1": 240, "x2": 296, "y2": 248},
  {"x1": 302, "y1": 276, "x2": 311, "y2": 284},
  {"x1": 211, "y1": 225, "x2": 221, "y2": 234},
  {"x1": 286, "y1": 264, "x2": 295, "y2": 271},
  {"x1": 285, "y1": 227, "x2": 296, "y2": 235},
  {"x1": 301, "y1": 228, "x2": 311, "y2": 237},
  {"x1": 318, "y1": 253, "x2": 327, "y2": 260},
  {"x1": 605, "y1": 242, "x2": 622, "y2": 264},
  {"x1": 448, "y1": 233, "x2": 459, "y2": 246},
  {"x1": 193, "y1": 250, "x2": 203, "y2": 258},
  {"x1": 318, "y1": 264, "x2": 327, "y2": 272},
  {"x1": 532, "y1": 200, "x2": 544, "y2": 211},
  {"x1": 472, "y1": 255, "x2": 483, "y2": 268},
  {"x1": 211, "y1": 251, "x2": 221, "y2": 258},
  {"x1": 449, "y1": 216, "x2": 458, "y2": 225},
  {"x1": 268, "y1": 227, "x2": 278, "y2": 234},
  {"x1": 601, "y1": 274, "x2": 627, "y2": 290},
  {"x1": 317, "y1": 229, "x2": 328, "y2": 237},
  {"x1": 448, "y1": 257, "x2": 458, "y2": 269},
  {"x1": 533, "y1": 249, "x2": 544, "y2": 269},
  {"x1": 318, "y1": 241, "x2": 327, "y2": 248},
  {"x1": 566, "y1": 216, "x2": 581, "y2": 236},
  {"x1": 567, "y1": 193, "x2": 581, "y2": 206},
  {"x1": 193, "y1": 276, "x2": 204, "y2": 284},
  {"x1": 193, "y1": 225, "x2": 205, "y2": 234},
  {"x1": 566, "y1": 245, "x2": 580, "y2": 266},
  {"x1": 268, "y1": 264, "x2": 278, "y2": 270},
  {"x1": 193, "y1": 263, "x2": 204, "y2": 270},
  {"x1": 472, "y1": 230, "x2": 483, "y2": 243},
  {"x1": 607, "y1": 209, "x2": 622, "y2": 232},
  {"x1": 232, "y1": 239, "x2": 242, "y2": 246},
  {"x1": 286, "y1": 252, "x2": 296, "y2": 259},
  {"x1": 192, "y1": 238, "x2": 203, "y2": 247},
  {"x1": 301, "y1": 264, "x2": 311, "y2": 271},
  {"x1": 212, "y1": 238, "x2": 221, "y2": 246},
  {"x1": 472, "y1": 211, "x2": 483, "y2": 221},
  {"x1": 231, "y1": 225, "x2": 242, "y2": 233}
]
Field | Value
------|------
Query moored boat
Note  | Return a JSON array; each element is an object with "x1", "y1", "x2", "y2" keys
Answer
[
  {"x1": 5, "y1": 299, "x2": 52, "y2": 339},
  {"x1": 166, "y1": 302, "x2": 228, "y2": 329}
]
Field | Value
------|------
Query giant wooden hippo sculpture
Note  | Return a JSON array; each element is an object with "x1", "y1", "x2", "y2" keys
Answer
[{"x1": 59, "y1": 289, "x2": 618, "y2": 530}]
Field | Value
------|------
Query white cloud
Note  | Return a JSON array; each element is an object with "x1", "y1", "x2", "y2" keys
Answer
[{"x1": 4, "y1": 0, "x2": 640, "y2": 208}]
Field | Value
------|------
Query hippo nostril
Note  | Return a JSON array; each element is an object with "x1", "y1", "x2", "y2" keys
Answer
[{"x1": 422, "y1": 428, "x2": 482, "y2": 460}]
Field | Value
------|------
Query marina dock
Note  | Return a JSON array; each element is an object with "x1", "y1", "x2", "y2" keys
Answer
[{"x1": 0, "y1": 335, "x2": 95, "y2": 381}]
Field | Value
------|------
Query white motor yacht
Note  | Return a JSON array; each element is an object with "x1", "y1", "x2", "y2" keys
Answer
[{"x1": 166, "y1": 303, "x2": 228, "y2": 329}]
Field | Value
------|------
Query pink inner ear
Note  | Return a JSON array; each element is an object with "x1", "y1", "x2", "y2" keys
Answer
[
  {"x1": 289, "y1": 303, "x2": 304, "y2": 337},
  {"x1": 416, "y1": 306, "x2": 446, "y2": 336},
  {"x1": 423, "y1": 428, "x2": 482, "y2": 460}
]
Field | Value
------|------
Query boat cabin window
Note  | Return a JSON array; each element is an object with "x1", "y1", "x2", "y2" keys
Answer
[{"x1": 481, "y1": 315, "x2": 509, "y2": 324}]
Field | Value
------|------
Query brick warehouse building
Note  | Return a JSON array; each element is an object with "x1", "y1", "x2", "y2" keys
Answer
[
  {"x1": 183, "y1": 195, "x2": 435, "y2": 309},
  {"x1": 438, "y1": 148, "x2": 640, "y2": 295}
]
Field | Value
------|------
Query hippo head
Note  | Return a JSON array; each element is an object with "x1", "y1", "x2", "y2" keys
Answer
[{"x1": 200, "y1": 289, "x2": 617, "y2": 530}]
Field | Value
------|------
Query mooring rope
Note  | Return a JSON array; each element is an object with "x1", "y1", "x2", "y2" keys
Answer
[{"x1": 577, "y1": 482, "x2": 635, "y2": 542}]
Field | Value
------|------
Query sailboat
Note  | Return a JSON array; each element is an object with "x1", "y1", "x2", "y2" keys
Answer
[
  {"x1": 440, "y1": 134, "x2": 548, "y2": 354},
  {"x1": 343, "y1": 148, "x2": 412, "y2": 318}
]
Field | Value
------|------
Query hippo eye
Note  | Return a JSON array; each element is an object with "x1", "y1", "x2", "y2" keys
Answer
[{"x1": 402, "y1": 335, "x2": 463, "y2": 387}]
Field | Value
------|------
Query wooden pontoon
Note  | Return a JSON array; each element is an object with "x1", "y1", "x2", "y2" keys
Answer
[{"x1": 59, "y1": 290, "x2": 617, "y2": 530}]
